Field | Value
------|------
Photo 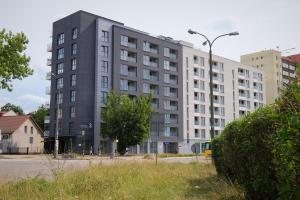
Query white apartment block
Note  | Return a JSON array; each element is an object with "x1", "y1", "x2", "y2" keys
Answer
[{"x1": 178, "y1": 42, "x2": 266, "y2": 154}]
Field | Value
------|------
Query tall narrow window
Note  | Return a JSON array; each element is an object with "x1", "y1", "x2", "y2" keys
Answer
[
  {"x1": 71, "y1": 43, "x2": 77, "y2": 55},
  {"x1": 70, "y1": 90, "x2": 76, "y2": 102},
  {"x1": 71, "y1": 74, "x2": 76, "y2": 86},
  {"x1": 70, "y1": 106, "x2": 76, "y2": 118},
  {"x1": 56, "y1": 78, "x2": 63, "y2": 89},
  {"x1": 57, "y1": 33, "x2": 64, "y2": 45},
  {"x1": 71, "y1": 58, "x2": 77, "y2": 70},
  {"x1": 57, "y1": 63, "x2": 64, "y2": 74},
  {"x1": 100, "y1": 92, "x2": 108, "y2": 104},
  {"x1": 101, "y1": 61, "x2": 108, "y2": 73},
  {"x1": 72, "y1": 28, "x2": 78, "y2": 40},
  {"x1": 101, "y1": 30, "x2": 109, "y2": 42},
  {"x1": 57, "y1": 48, "x2": 64, "y2": 59},
  {"x1": 101, "y1": 46, "x2": 108, "y2": 57},
  {"x1": 56, "y1": 93, "x2": 63, "y2": 104},
  {"x1": 101, "y1": 76, "x2": 108, "y2": 88}
]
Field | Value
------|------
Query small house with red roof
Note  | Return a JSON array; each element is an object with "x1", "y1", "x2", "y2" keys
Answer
[{"x1": 0, "y1": 111, "x2": 43, "y2": 154}]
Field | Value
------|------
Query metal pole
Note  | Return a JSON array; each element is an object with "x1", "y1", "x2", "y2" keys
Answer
[
  {"x1": 155, "y1": 121, "x2": 158, "y2": 165},
  {"x1": 54, "y1": 89, "x2": 59, "y2": 158},
  {"x1": 209, "y1": 47, "x2": 215, "y2": 140}
]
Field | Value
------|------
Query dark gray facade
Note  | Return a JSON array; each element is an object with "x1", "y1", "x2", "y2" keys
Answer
[{"x1": 48, "y1": 10, "x2": 183, "y2": 154}]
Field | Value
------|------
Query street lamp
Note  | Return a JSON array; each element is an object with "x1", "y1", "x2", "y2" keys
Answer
[
  {"x1": 51, "y1": 72, "x2": 60, "y2": 159},
  {"x1": 188, "y1": 29, "x2": 239, "y2": 140}
]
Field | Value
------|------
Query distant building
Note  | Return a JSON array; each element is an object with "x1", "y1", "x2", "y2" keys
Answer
[
  {"x1": 0, "y1": 111, "x2": 17, "y2": 117},
  {"x1": 241, "y1": 50, "x2": 297, "y2": 104},
  {"x1": 281, "y1": 57, "x2": 298, "y2": 84},
  {"x1": 286, "y1": 54, "x2": 300, "y2": 85},
  {"x1": 180, "y1": 42, "x2": 265, "y2": 153},
  {"x1": 0, "y1": 112, "x2": 44, "y2": 154}
]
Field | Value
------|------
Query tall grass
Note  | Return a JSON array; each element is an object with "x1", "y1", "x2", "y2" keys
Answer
[{"x1": 0, "y1": 163, "x2": 244, "y2": 200}]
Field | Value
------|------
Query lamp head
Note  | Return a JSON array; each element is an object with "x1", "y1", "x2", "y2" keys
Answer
[
  {"x1": 202, "y1": 41, "x2": 207, "y2": 46},
  {"x1": 228, "y1": 31, "x2": 239, "y2": 36},
  {"x1": 188, "y1": 29, "x2": 197, "y2": 35}
]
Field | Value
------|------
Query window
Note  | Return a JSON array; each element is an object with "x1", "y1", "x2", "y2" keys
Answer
[
  {"x1": 70, "y1": 106, "x2": 76, "y2": 118},
  {"x1": 71, "y1": 43, "x2": 77, "y2": 55},
  {"x1": 29, "y1": 137, "x2": 33, "y2": 144},
  {"x1": 120, "y1": 79, "x2": 128, "y2": 91},
  {"x1": 120, "y1": 50, "x2": 128, "y2": 60},
  {"x1": 120, "y1": 35, "x2": 128, "y2": 46},
  {"x1": 143, "y1": 69, "x2": 150, "y2": 80},
  {"x1": 101, "y1": 76, "x2": 108, "y2": 88},
  {"x1": 56, "y1": 78, "x2": 63, "y2": 89},
  {"x1": 72, "y1": 28, "x2": 78, "y2": 40},
  {"x1": 120, "y1": 64, "x2": 128, "y2": 76},
  {"x1": 199, "y1": 57, "x2": 204, "y2": 66},
  {"x1": 164, "y1": 60, "x2": 170, "y2": 70},
  {"x1": 57, "y1": 33, "x2": 64, "y2": 45},
  {"x1": 200, "y1": 117, "x2": 206, "y2": 126},
  {"x1": 57, "y1": 48, "x2": 64, "y2": 59},
  {"x1": 100, "y1": 92, "x2": 108, "y2": 104},
  {"x1": 56, "y1": 93, "x2": 63, "y2": 104},
  {"x1": 101, "y1": 46, "x2": 108, "y2": 57},
  {"x1": 201, "y1": 129, "x2": 206, "y2": 139},
  {"x1": 143, "y1": 83, "x2": 150, "y2": 93},
  {"x1": 70, "y1": 90, "x2": 76, "y2": 102},
  {"x1": 57, "y1": 63, "x2": 64, "y2": 74},
  {"x1": 200, "y1": 81, "x2": 205, "y2": 90},
  {"x1": 24, "y1": 126, "x2": 27, "y2": 133},
  {"x1": 143, "y1": 55, "x2": 150, "y2": 66},
  {"x1": 101, "y1": 30, "x2": 109, "y2": 42},
  {"x1": 101, "y1": 61, "x2": 108, "y2": 73},
  {"x1": 71, "y1": 59, "x2": 77, "y2": 70},
  {"x1": 71, "y1": 74, "x2": 76, "y2": 86},
  {"x1": 143, "y1": 41, "x2": 150, "y2": 52},
  {"x1": 195, "y1": 129, "x2": 199, "y2": 138},
  {"x1": 200, "y1": 105, "x2": 205, "y2": 114},
  {"x1": 200, "y1": 68, "x2": 205, "y2": 78},
  {"x1": 200, "y1": 93, "x2": 205, "y2": 102}
]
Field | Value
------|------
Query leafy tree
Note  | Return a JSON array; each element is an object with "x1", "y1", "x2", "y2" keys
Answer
[
  {"x1": 0, "y1": 29, "x2": 33, "y2": 91},
  {"x1": 31, "y1": 105, "x2": 49, "y2": 131},
  {"x1": 1, "y1": 103, "x2": 24, "y2": 115},
  {"x1": 102, "y1": 92, "x2": 153, "y2": 154}
]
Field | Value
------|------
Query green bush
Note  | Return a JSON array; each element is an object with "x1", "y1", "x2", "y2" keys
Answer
[{"x1": 213, "y1": 84, "x2": 300, "y2": 199}]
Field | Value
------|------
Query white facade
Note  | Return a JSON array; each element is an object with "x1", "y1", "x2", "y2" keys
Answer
[{"x1": 178, "y1": 42, "x2": 266, "y2": 154}]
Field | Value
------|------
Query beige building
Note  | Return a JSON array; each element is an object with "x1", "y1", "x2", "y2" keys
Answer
[
  {"x1": 241, "y1": 50, "x2": 283, "y2": 104},
  {"x1": 0, "y1": 113, "x2": 44, "y2": 154}
]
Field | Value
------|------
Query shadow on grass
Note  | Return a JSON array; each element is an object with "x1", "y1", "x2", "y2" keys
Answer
[{"x1": 185, "y1": 175, "x2": 244, "y2": 200}]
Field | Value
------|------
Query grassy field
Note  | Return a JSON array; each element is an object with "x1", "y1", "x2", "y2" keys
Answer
[{"x1": 0, "y1": 162, "x2": 244, "y2": 200}]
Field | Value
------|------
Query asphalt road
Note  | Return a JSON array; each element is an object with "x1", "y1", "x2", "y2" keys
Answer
[{"x1": 0, "y1": 155, "x2": 210, "y2": 183}]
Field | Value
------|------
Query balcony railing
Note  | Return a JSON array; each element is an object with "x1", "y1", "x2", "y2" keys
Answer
[
  {"x1": 170, "y1": 53, "x2": 177, "y2": 59},
  {"x1": 150, "y1": 75, "x2": 159, "y2": 81},
  {"x1": 47, "y1": 58, "x2": 52, "y2": 66},
  {"x1": 47, "y1": 43, "x2": 52, "y2": 52},
  {"x1": 150, "y1": 89, "x2": 159, "y2": 95},
  {"x1": 150, "y1": 62, "x2": 158, "y2": 68},
  {"x1": 46, "y1": 72, "x2": 51, "y2": 80},
  {"x1": 127, "y1": 42, "x2": 137, "y2": 49},
  {"x1": 150, "y1": 48, "x2": 158, "y2": 54},
  {"x1": 127, "y1": 57, "x2": 137, "y2": 63}
]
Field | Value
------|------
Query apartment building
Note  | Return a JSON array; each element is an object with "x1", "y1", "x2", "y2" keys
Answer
[
  {"x1": 46, "y1": 11, "x2": 183, "y2": 154},
  {"x1": 281, "y1": 57, "x2": 297, "y2": 84},
  {"x1": 179, "y1": 42, "x2": 266, "y2": 153},
  {"x1": 46, "y1": 10, "x2": 266, "y2": 154},
  {"x1": 241, "y1": 50, "x2": 297, "y2": 104}
]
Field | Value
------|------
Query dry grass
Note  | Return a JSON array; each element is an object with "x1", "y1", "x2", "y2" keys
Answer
[{"x1": 0, "y1": 162, "x2": 244, "y2": 200}]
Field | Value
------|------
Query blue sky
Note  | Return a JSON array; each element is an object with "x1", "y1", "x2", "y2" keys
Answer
[{"x1": 0, "y1": 0, "x2": 299, "y2": 113}]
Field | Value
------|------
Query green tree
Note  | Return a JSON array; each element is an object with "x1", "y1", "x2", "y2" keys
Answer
[
  {"x1": 1, "y1": 103, "x2": 24, "y2": 115},
  {"x1": 102, "y1": 92, "x2": 153, "y2": 154},
  {"x1": 31, "y1": 105, "x2": 49, "y2": 131},
  {"x1": 0, "y1": 29, "x2": 33, "y2": 91}
]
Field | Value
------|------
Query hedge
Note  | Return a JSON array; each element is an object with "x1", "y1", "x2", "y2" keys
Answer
[{"x1": 213, "y1": 84, "x2": 300, "y2": 199}]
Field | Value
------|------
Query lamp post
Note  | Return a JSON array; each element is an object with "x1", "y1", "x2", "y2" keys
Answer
[
  {"x1": 51, "y1": 73, "x2": 60, "y2": 159},
  {"x1": 188, "y1": 29, "x2": 239, "y2": 140}
]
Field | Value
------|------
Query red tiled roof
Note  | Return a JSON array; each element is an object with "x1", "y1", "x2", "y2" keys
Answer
[
  {"x1": 286, "y1": 54, "x2": 300, "y2": 64},
  {"x1": 0, "y1": 116, "x2": 30, "y2": 134},
  {"x1": 0, "y1": 111, "x2": 8, "y2": 117}
]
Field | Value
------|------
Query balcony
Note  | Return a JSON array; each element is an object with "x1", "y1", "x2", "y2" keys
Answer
[
  {"x1": 47, "y1": 43, "x2": 52, "y2": 52},
  {"x1": 166, "y1": 118, "x2": 177, "y2": 124},
  {"x1": 44, "y1": 116, "x2": 50, "y2": 124},
  {"x1": 150, "y1": 75, "x2": 159, "y2": 81},
  {"x1": 45, "y1": 86, "x2": 50, "y2": 95},
  {"x1": 127, "y1": 42, "x2": 137, "y2": 49},
  {"x1": 169, "y1": 53, "x2": 177, "y2": 59},
  {"x1": 127, "y1": 56, "x2": 137, "y2": 63},
  {"x1": 150, "y1": 61, "x2": 158, "y2": 68},
  {"x1": 47, "y1": 58, "x2": 52, "y2": 66},
  {"x1": 46, "y1": 72, "x2": 51, "y2": 80}
]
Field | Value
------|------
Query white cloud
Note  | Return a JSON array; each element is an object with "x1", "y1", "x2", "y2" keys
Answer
[{"x1": 17, "y1": 94, "x2": 47, "y2": 105}]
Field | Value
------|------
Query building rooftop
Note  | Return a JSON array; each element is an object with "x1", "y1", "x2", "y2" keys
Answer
[{"x1": 0, "y1": 115, "x2": 30, "y2": 134}]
